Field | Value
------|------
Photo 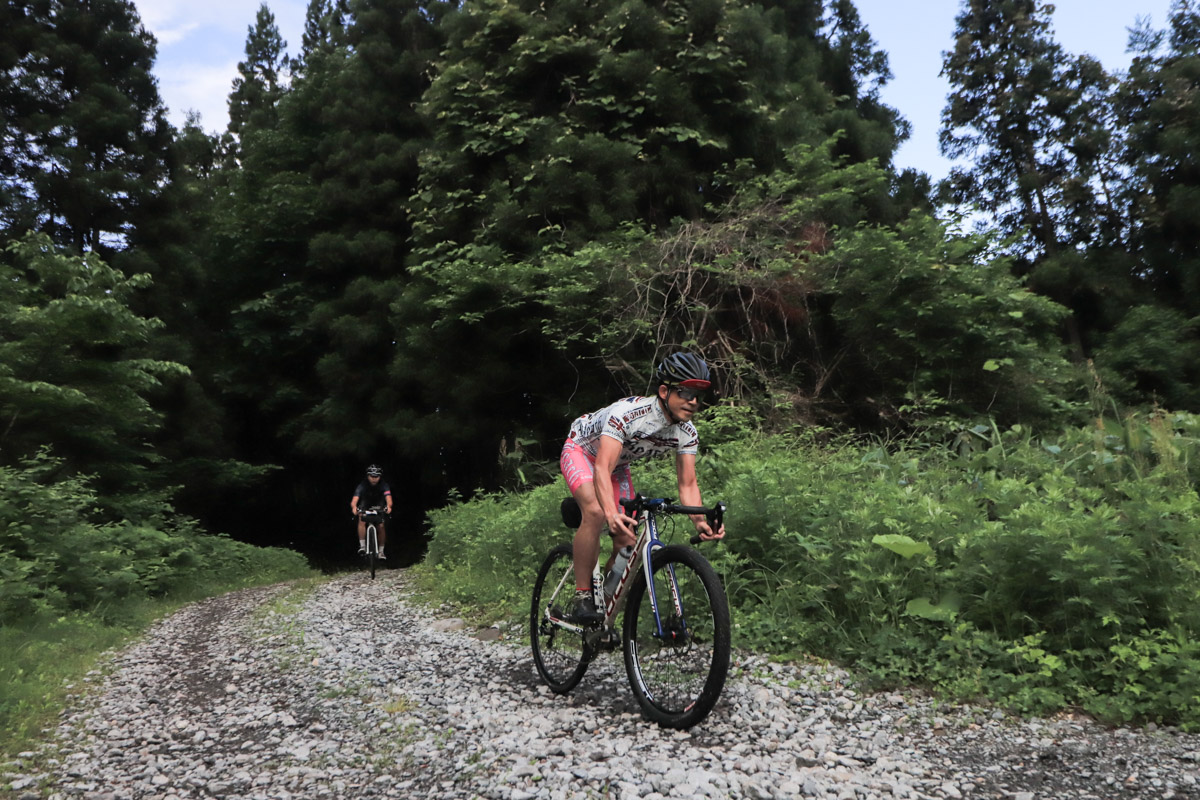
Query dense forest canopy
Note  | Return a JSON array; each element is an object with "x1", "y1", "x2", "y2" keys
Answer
[{"x1": 2, "y1": 0, "x2": 1200, "y2": 563}]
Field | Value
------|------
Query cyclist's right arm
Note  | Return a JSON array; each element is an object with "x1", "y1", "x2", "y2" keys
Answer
[
  {"x1": 594, "y1": 435, "x2": 637, "y2": 540},
  {"x1": 350, "y1": 484, "x2": 362, "y2": 517}
]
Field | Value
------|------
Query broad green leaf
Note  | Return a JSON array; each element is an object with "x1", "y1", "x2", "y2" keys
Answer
[
  {"x1": 905, "y1": 595, "x2": 961, "y2": 623},
  {"x1": 872, "y1": 534, "x2": 932, "y2": 559}
]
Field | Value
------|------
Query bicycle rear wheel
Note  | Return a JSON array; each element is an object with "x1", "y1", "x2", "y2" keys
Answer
[
  {"x1": 622, "y1": 544, "x2": 731, "y2": 729},
  {"x1": 530, "y1": 543, "x2": 591, "y2": 693}
]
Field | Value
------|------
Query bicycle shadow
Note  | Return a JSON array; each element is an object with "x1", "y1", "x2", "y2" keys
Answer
[{"x1": 503, "y1": 650, "x2": 642, "y2": 716}]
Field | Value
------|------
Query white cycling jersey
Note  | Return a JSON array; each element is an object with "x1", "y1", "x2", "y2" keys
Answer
[{"x1": 567, "y1": 395, "x2": 699, "y2": 468}]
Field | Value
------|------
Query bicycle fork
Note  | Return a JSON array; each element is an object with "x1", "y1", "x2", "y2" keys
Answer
[{"x1": 639, "y1": 520, "x2": 690, "y2": 645}]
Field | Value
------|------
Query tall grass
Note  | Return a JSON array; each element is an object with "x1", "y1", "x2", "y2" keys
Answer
[{"x1": 414, "y1": 410, "x2": 1200, "y2": 729}]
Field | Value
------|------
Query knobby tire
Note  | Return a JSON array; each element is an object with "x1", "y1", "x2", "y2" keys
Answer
[
  {"x1": 622, "y1": 544, "x2": 730, "y2": 729},
  {"x1": 530, "y1": 543, "x2": 592, "y2": 693}
]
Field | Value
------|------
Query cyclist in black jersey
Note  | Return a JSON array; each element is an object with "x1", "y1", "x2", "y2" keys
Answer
[{"x1": 350, "y1": 465, "x2": 393, "y2": 559}]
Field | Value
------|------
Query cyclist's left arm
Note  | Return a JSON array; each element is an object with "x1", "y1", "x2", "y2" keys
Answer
[
  {"x1": 675, "y1": 453, "x2": 724, "y2": 540},
  {"x1": 383, "y1": 484, "x2": 394, "y2": 515}
]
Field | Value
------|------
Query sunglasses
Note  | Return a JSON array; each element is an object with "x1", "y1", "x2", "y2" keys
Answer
[{"x1": 673, "y1": 386, "x2": 707, "y2": 402}]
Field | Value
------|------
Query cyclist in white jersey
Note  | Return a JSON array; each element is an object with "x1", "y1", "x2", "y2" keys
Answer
[{"x1": 559, "y1": 352, "x2": 726, "y2": 623}]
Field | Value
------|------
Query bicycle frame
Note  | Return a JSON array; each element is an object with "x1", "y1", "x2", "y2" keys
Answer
[
  {"x1": 545, "y1": 515, "x2": 652, "y2": 636},
  {"x1": 365, "y1": 521, "x2": 378, "y2": 555},
  {"x1": 599, "y1": 509, "x2": 664, "y2": 630},
  {"x1": 359, "y1": 507, "x2": 386, "y2": 581},
  {"x1": 360, "y1": 509, "x2": 382, "y2": 554},
  {"x1": 548, "y1": 496, "x2": 722, "y2": 639}
]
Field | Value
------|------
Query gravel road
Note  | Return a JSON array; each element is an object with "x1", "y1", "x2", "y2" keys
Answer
[{"x1": 5, "y1": 569, "x2": 1200, "y2": 800}]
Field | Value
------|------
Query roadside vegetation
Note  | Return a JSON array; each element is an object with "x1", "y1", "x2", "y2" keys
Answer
[
  {"x1": 0, "y1": 456, "x2": 313, "y2": 757},
  {"x1": 414, "y1": 408, "x2": 1200, "y2": 731}
]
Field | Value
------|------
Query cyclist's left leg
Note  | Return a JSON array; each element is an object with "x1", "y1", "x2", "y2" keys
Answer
[
  {"x1": 603, "y1": 466, "x2": 635, "y2": 573},
  {"x1": 378, "y1": 521, "x2": 387, "y2": 559}
]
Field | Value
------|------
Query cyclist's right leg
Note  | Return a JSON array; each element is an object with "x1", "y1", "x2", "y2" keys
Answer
[
  {"x1": 561, "y1": 439, "x2": 607, "y2": 586},
  {"x1": 356, "y1": 517, "x2": 367, "y2": 555},
  {"x1": 561, "y1": 440, "x2": 633, "y2": 624}
]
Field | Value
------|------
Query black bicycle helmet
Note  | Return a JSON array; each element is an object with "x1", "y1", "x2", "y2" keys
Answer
[
  {"x1": 655, "y1": 352, "x2": 711, "y2": 389},
  {"x1": 366, "y1": 464, "x2": 382, "y2": 477}
]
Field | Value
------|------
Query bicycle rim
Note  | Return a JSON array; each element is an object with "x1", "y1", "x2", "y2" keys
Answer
[
  {"x1": 530, "y1": 544, "x2": 590, "y2": 693},
  {"x1": 623, "y1": 545, "x2": 731, "y2": 729}
]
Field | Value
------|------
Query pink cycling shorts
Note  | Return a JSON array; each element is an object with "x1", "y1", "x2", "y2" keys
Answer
[{"x1": 560, "y1": 436, "x2": 634, "y2": 508}]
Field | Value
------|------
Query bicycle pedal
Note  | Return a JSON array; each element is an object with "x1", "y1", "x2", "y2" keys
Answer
[{"x1": 584, "y1": 628, "x2": 621, "y2": 652}]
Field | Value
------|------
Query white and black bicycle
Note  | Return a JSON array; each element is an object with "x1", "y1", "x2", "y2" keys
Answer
[
  {"x1": 530, "y1": 494, "x2": 731, "y2": 729},
  {"x1": 357, "y1": 507, "x2": 385, "y2": 579}
]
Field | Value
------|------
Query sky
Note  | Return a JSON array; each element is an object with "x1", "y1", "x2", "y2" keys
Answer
[{"x1": 137, "y1": 0, "x2": 1176, "y2": 183}]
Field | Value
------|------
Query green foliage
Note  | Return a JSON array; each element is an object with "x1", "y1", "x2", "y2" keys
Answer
[
  {"x1": 515, "y1": 139, "x2": 1079, "y2": 433},
  {"x1": 1094, "y1": 305, "x2": 1200, "y2": 410},
  {"x1": 0, "y1": 451, "x2": 312, "y2": 626},
  {"x1": 416, "y1": 412, "x2": 1200, "y2": 729},
  {"x1": 0, "y1": 234, "x2": 190, "y2": 515},
  {"x1": 414, "y1": 483, "x2": 568, "y2": 619},
  {"x1": 1088, "y1": 628, "x2": 1200, "y2": 727},
  {"x1": 819, "y1": 212, "x2": 1078, "y2": 424},
  {"x1": 410, "y1": 0, "x2": 877, "y2": 256}
]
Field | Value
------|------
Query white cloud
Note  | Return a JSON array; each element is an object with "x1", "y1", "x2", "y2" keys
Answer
[
  {"x1": 136, "y1": 0, "x2": 266, "y2": 38},
  {"x1": 134, "y1": 0, "x2": 308, "y2": 134},
  {"x1": 151, "y1": 22, "x2": 200, "y2": 47},
  {"x1": 157, "y1": 59, "x2": 240, "y2": 134}
]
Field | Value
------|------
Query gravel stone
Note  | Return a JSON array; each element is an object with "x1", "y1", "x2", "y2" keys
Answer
[{"x1": 6, "y1": 569, "x2": 1200, "y2": 799}]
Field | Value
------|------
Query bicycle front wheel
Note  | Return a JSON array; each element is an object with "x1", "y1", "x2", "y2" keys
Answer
[
  {"x1": 367, "y1": 525, "x2": 378, "y2": 580},
  {"x1": 530, "y1": 543, "x2": 591, "y2": 693},
  {"x1": 623, "y1": 544, "x2": 731, "y2": 729}
]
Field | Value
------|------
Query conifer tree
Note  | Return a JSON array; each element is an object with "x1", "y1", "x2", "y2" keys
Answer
[
  {"x1": 939, "y1": 0, "x2": 1124, "y2": 359},
  {"x1": 295, "y1": 0, "x2": 350, "y2": 78},
  {"x1": 200, "y1": 3, "x2": 320, "y2": 471},
  {"x1": 1093, "y1": 1, "x2": 1200, "y2": 408},
  {"x1": 939, "y1": 0, "x2": 1116, "y2": 262},
  {"x1": 228, "y1": 4, "x2": 292, "y2": 142},
  {"x1": 294, "y1": 0, "x2": 448, "y2": 458},
  {"x1": 0, "y1": 0, "x2": 172, "y2": 254},
  {"x1": 818, "y1": 0, "x2": 912, "y2": 169},
  {"x1": 1120, "y1": 2, "x2": 1200, "y2": 308}
]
